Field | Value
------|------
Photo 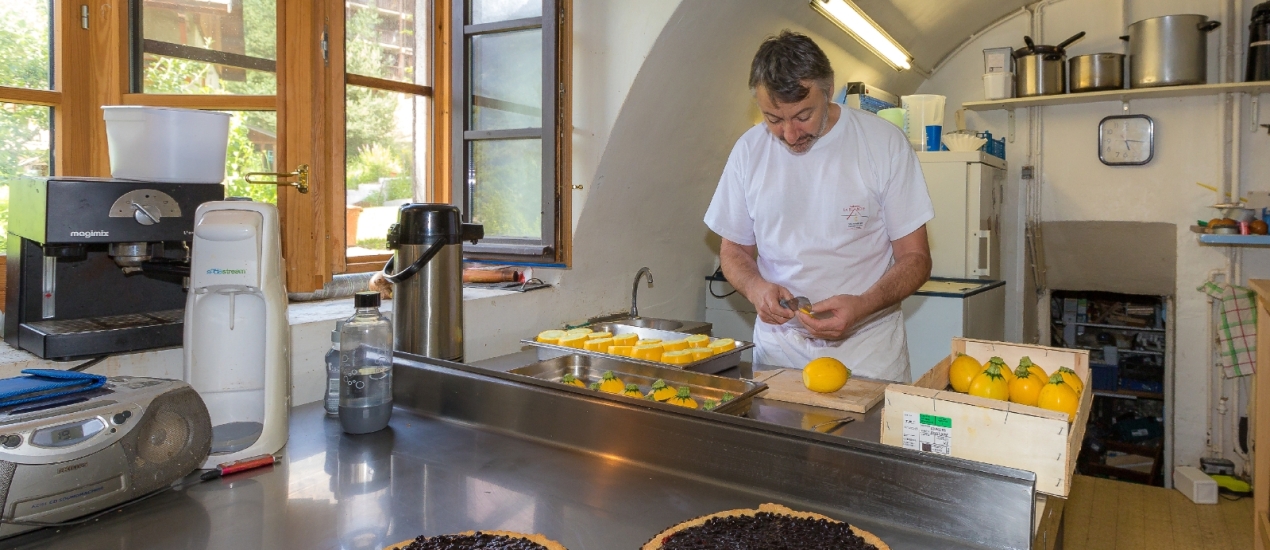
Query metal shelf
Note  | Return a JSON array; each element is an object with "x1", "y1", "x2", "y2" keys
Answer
[
  {"x1": 962, "y1": 81, "x2": 1270, "y2": 111},
  {"x1": 1094, "y1": 389, "x2": 1165, "y2": 400},
  {"x1": 1069, "y1": 346, "x2": 1164, "y2": 357},
  {"x1": 1197, "y1": 233, "x2": 1270, "y2": 246},
  {"x1": 1055, "y1": 321, "x2": 1164, "y2": 333}
]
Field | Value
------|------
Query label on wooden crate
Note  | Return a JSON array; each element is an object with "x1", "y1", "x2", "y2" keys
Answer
[{"x1": 903, "y1": 411, "x2": 952, "y2": 455}]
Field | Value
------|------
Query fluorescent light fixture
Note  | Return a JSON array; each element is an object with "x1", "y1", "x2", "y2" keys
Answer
[{"x1": 810, "y1": 0, "x2": 913, "y2": 71}]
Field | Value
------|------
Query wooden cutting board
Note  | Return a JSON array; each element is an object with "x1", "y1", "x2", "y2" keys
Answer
[{"x1": 750, "y1": 368, "x2": 888, "y2": 413}]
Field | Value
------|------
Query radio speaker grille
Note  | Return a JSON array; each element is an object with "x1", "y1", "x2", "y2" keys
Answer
[
  {"x1": 120, "y1": 387, "x2": 211, "y2": 495},
  {"x1": 0, "y1": 461, "x2": 15, "y2": 517}
]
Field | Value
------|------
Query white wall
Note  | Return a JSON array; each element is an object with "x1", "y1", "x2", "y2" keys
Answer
[
  {"x1": 464, "y1": 0, "x2": 932, "y2": 360},
  {"x1": 918, "y1": 0, "x2": 1265, "y2": 471}
]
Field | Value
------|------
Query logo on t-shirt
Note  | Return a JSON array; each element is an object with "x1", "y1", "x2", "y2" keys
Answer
[{"x1": 841, "y1": 205, "x2": 869, "y2": 229}]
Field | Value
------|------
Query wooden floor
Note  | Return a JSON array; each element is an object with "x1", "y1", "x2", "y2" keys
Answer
[{"x1": 1063, "y1": 475, "x2": 1254, "y2": 549}]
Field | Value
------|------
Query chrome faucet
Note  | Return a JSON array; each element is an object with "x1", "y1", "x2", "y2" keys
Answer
[{"x1": 631, "y1": 267, "x2": 653, "y2": 318}]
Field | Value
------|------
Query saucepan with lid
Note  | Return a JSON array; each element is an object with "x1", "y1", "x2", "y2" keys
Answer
[{"x1": 1014, "y1": 32, "x2": 1086, "y2": 97}]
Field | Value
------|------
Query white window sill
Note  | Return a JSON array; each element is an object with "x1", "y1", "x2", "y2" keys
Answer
[{"x1": 0, "y1": 286, "x2": 529, "y2": 403}]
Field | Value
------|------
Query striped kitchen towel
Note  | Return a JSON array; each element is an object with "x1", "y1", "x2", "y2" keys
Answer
[{"x1": 1200, "y1": 281, "x2": 1258, "y2": 377}]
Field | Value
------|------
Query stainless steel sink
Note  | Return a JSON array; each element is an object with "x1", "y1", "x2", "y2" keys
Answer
[
  {"x1": 618, "y1": 317, "x2": 682, "y2": 330},
  {"x1": 601, "y1": 316, "x2": 712, "y2": 335}
]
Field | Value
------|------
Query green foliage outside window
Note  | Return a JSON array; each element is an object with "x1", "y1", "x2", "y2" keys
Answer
[
  {"x1": 0, "y1": 1, "x2": 54, "y2": 252},
  {"x1": 345, "y1": 1, "x2": 414, "y2": 205}
]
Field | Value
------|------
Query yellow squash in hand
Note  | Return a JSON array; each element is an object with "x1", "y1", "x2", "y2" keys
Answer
[
  {"x1": 948, "y1": 353, "x2": 983, "y2": 393},
  {"x1": 1037, "y1": 373, "x2": 1080, "y2": 422},
  {"x1": 1007, "y1": 365, "x2": 1044, "y2": 406},
  {"x1": 967, "y1": 359, "x2": 1009, "y2": 401}
]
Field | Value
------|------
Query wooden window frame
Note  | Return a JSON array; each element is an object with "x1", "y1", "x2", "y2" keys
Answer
[
  {"x1": 450, "y1": 0, "x2": 571, "y2": 266},
  {"x1": 1, "y1": 1, "x2": 461, "y2": 295},
  {"x1": 337, "y1": 0, "x2": 442, "y2": 275},
  {"x1": 0, "y1": 0, "x2": 127, "y2": 305}
]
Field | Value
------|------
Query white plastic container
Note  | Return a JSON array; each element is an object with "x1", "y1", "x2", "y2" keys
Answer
[
  {"x1": 102, "y1": 106, "x2": 231, "y2": 183},
  {"x1": 900, "y1": 94, "x2": 946, "y2": 151},
  {"x1": 983, "y1": 72, "x2": 1015, "y2": 100}
]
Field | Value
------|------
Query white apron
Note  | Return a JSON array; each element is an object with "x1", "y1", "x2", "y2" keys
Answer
[{"x1": 752, "y1": 307, "x2": 912, "y2": 383}]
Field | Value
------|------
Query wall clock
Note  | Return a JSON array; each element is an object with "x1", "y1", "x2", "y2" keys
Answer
[{"x1": 1099, "y1": 114, "x2": 1154, "y2": 166}]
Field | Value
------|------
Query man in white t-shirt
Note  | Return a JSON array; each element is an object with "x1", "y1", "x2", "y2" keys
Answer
[{"x1": 704, "y1": 31, "x2": 934, "y2": 382}]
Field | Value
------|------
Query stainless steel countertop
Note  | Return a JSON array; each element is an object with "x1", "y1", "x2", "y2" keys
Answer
[
  {"x1": 5, "y1": 351, "x2": 1017, "y2": 549},
  {"x1": 472, "y1": 350, "x2": 882, "y2": 443}
]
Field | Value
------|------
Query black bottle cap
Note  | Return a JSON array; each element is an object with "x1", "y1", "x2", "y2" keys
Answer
[{"x1": 354, "y1": 291, "x2": 381, "y2": 308}]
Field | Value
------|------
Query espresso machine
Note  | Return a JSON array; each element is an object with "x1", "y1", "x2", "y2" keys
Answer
[
  {"x1": 4, "y1": 177, "x2": 223, "y2": 359},
  {"x1": 382, "y1": 204, "x2": 482, "y2": 361}
]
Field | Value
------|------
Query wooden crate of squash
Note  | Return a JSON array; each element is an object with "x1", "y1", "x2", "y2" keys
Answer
[{"x1": 880, "y1": 338, "x2": 1092, "y2": 497}]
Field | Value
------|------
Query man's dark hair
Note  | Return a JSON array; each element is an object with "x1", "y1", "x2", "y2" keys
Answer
[{"x1": 749, "y1": 30, "x2": 834, "y2": 104}]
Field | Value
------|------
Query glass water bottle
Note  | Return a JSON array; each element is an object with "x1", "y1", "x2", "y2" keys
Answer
[
  {"x1": 339, "y1": 291, "x2": 393, "y2": 434},
  {"x1": 324, "y1": 321, "x2": 344, "y2": 416}
]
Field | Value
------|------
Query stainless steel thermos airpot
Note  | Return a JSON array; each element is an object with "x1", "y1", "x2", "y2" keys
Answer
[{"x1": 382, "y1": 204, "x2": 483, "y2": 361}]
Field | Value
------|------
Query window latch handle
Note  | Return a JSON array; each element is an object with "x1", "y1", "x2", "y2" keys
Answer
[{"x1": 245, "y1": 164, "x2": 310, "y2": 194}]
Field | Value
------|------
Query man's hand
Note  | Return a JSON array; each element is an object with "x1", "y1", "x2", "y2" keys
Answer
[
  {"x1": 799, "y1": 294, "x2": 872, "y2": 340},
  {"x1": 797, "y1": 226, "x2": 932, "y2": 341},
  {"x1": 752, "y1": 281, "x2": 798, "y2": 325},
  {"x1": 720, "y1": 238, "x2": 799, "y2": 325}
]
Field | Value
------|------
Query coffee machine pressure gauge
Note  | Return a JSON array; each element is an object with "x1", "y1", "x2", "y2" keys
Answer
[{"x1": 109, "y1": 189, "x2": 182, "y2": 226}]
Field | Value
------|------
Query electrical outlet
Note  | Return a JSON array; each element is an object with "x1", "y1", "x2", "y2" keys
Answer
[{"x1": 1021, "y1": 166, "x2": 1034, "y2": 179}]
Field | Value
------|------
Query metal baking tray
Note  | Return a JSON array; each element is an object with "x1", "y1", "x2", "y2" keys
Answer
[
  {"x1": 521, "y1": 322, "x2": 755, "y2": 374},
  {"x1": 508, "y1": 353, "x2": 766, "y2": 416}
]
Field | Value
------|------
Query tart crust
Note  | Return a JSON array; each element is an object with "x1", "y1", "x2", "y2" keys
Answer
[
  {"x1": 386, "y1": 530, "x2": 567, "y2": 550},
  {"x1": 641, "y1": 503, "x2": 889, "y2": 550}
]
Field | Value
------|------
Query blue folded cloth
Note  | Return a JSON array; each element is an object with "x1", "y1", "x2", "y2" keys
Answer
[{"x1": 0, "y1": 369, "x2": 108, "y2": 408}]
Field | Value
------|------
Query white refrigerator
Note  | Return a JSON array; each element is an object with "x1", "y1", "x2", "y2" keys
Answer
[
  {"x1": 916, "y1": 151, "x2": 1005, "y2": 279},
  {"x1": 902, "y1": 278, "x2": 1006, "y2": 380},
  {"x1": 901, "y1": 152, "x2": 1008, "y2": 379}
]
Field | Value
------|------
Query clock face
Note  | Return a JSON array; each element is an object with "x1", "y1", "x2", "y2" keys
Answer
[{"x1": 1099, "y1": 115, "x2": 1154, "y2": 165}]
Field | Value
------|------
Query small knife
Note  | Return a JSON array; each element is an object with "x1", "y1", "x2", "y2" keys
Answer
[{"x1": 779, "y1": 296, "x2": 814, "y2": 315}]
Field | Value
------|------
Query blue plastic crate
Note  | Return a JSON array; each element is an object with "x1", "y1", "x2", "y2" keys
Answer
[
  {"x1": 1090, "y1": 363, "x2": 1119, "y2": 391},
  {"x1": 1119, "y1": 377, "x2": 1163, "y2": 394},
  {"x1": 980, "y1": 131, "x2": 1006, "y2": 159}
]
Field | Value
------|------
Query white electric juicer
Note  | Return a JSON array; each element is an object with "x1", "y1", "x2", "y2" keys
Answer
[{"x1": 183, "y1": 200, "x2": 290, "y2": 468}]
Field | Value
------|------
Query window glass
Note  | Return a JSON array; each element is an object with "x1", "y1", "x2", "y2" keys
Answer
[
  {"x1": 223, "y1": 111, "x2": 278, "y2": 204},
  {"x1": 469, "y1": 0, "x2": 541, "y2": 25},
  {"x1": 0, "y1": 104, "x2": 51, "y2": 253},
  {"x1": 469, "y1": 29, "x2": 542, "y2": 131},
  {"x1": 346, "y1": 0, "x2": 426, "y2": 85},
  {"x1": 141, "y1": 0, "x2": 277, "y2": 94},
  {"x1": 470, "y1": 139, "x2": 540, "y2": 239},
  {"x1": 0, "y1": 1, "x2": 52, "y2": 91},
  {"x1": 346, "y1": 87, "x2": 429, "y2": 257}
]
